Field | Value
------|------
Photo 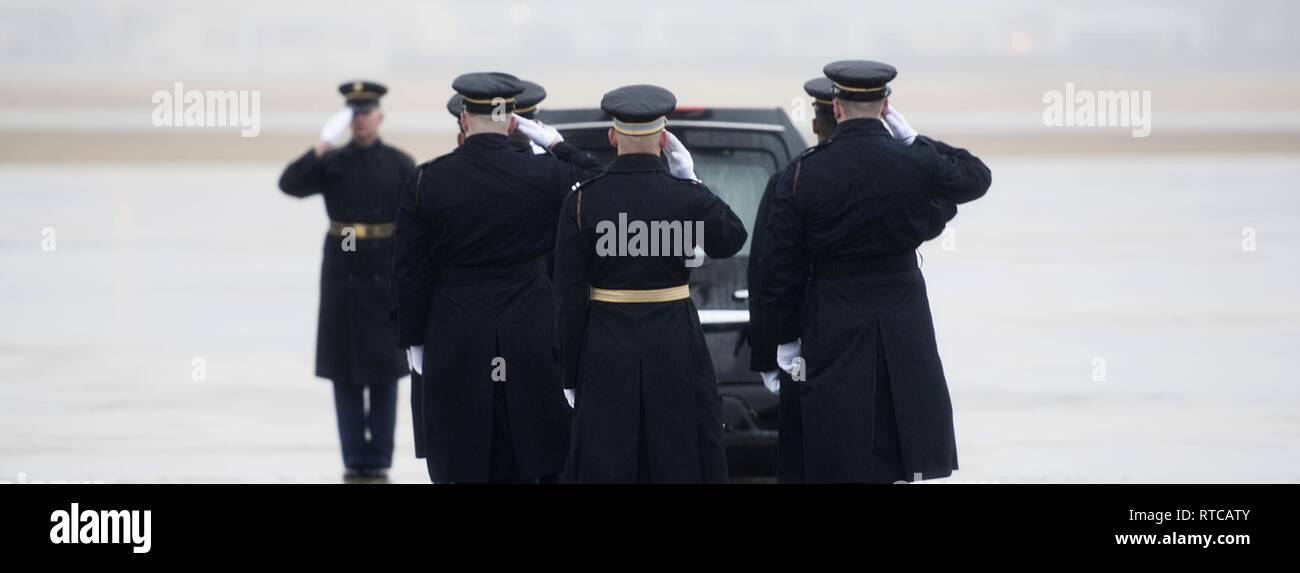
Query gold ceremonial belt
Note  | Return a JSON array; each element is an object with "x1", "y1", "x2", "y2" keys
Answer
[
  {"x1": 590, "y1": 284, "x2": 690, "y2": 303},
  {"x1": 328, "y1": 221, "x2": 395, "y2": 239}
]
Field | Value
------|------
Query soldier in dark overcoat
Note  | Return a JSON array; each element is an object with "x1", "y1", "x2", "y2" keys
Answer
[
  {"x1": 758, "y1": 61, "x2": 990, "y2": 483},
  {"x1": 279, "y1": 81, "x2": 414, "y2": 481}
]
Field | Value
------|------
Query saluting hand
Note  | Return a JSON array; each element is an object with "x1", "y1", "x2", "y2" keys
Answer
[
  {"x1": 663, "y1": 130, "x2": 699, "y2": 182},
  {"x1": 882, "y1": 105, "x2": 917, "y2": 145},
  {"x1": 513, "y1": 114, "x2": 564, "y2": 149},
  {"x1": 316, "y1": 107, "x2": 354, "y2": 155}
]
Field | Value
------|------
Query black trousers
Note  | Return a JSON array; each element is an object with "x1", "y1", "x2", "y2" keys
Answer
[{"x1": 331, "y1": 380, "x2": 397, "y2": 470}]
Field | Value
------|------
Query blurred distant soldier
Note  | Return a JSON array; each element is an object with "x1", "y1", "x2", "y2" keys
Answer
[
  {"x1": 392, "y1": 72, "x2": 600, "y2": 483},
  {"x1": 554, "y1": 85, "x2": 748, "y2": 483},
  {"x1": 758, "y1": 61, "x2": 990, "y2": 483},
  {"x1": 749, "y1": 77, "x2": 958, "y2": 482},
  {"x1": 278, "y1": 81, "x2": 414, "y2": 483}
]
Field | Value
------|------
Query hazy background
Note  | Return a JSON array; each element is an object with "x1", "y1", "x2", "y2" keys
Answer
[
  {"x1": 3, "y1": 0, "x2": 1300, "y2": 150},
  {"x1": 1, "y1": 0, "x2": 1298, "y2": 483}
]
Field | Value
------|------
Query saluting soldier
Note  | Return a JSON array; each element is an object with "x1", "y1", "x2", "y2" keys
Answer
[
  {"x1": 749, "y1": 77, "x2": 959, "y2": 482},
  {"x1": 278, "y1": 81, "x2": 415, "y2": 482},
  {"x1": 391, "y1": 72, "x2": 601, "y2": 483},
  {"x1": 434, "y1": 82, "x2": 545, "y2": 458},
  {"x1": 757, "y1": 61, "x2": 991, "y2": 483},
  {"x1": 412, "y1": 87, "x2": 498, "y2": 464},
  {"x1": 554, "y1": 85, "x2": 749, "y2": 483}
]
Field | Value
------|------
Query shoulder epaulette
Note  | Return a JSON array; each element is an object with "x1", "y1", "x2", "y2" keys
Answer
[
  {"x1": 797, "y1": 138, "x2": 832, "y2": 160},
  {"x1": 789, "y1": 140, "x2": 835, "y2": 196},
  {"x1": 570, "y1": 171, "x2": 608, "y2": 193},
  {"x1": 569, "y1": 172, "x2": 610, "y2": 230},
  {"x1": 666, "y1": 172, "x2": 702, "y2": 185}
]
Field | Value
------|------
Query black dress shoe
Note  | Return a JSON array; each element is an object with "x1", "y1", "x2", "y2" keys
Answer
[{"x1": 343, "y1": 468, "x2": 367, "y2": 483}]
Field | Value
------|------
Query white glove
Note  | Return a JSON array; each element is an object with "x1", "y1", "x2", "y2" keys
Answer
[
  {"x1": 761, "y1": 370, "x2": 780, "y2": 395},
  {"x1": 319, "y1": 108, "x2": 353, "y2": 145},
  {"x1": 529, "y1": 141, "x2": 547, "y2": 155},
  {"x1": 663, "y1": 131, "x2": 699, "y2": 182},
  {"x1": 882, "y1": 106, "x2": 917, "y2": 145},
  {"x1": 406, "y1": 345, "x2": 424, "y2": 376},
  {"x1": 776, "y1": 339, "x2": 802, "y2": 377},
  {"x1": 563, "y1": 389, "x2": 576, "y2": 408},
  {"x1": 513, "y1": 114, "x2": 563, "y2": 149}
]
